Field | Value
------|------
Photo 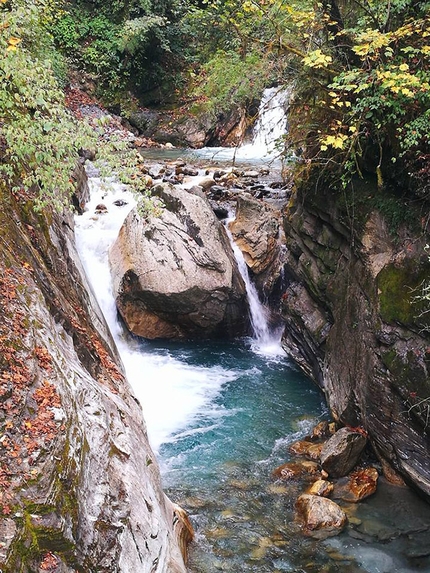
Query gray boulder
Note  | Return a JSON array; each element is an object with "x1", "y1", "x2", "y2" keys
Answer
[
  {"x1": 109, "y1": 183, "x2": 248, "y2": 340},
  {"x1": 320, "y1": 427, "x2": 367, "y2": 478}
]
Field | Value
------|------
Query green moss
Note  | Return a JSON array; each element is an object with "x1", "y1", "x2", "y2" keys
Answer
[{"x1": 377, "y1": 261, "x2": 429, "y2": 326}]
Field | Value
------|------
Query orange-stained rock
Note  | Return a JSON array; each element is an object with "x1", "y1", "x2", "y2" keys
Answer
[
  {"x1": 306, "y1": 479, "x2": 334, "y2": 498},
  {"x1": 333, "y1": 467, "x2": 379, "y2": 502},
  {"x1": 273, "y1": 461, "x2": 321, "y2": 481},
  {"x1": 296, "y1": 494, "x2": 347, "y2": 539},
  {"x1": 289, "y1": 440, "x2": 324, "y2": 460},
  {"x1": 173, "y1": 504, "x2": 195, "y2": 563},
  {"x1": 310, "y1": 421, "x2": 335, "y2": 440}
]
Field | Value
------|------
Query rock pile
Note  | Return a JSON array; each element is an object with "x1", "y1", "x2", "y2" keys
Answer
[{"x1": 272, "y1": 422, "x2": 379, "y2": 540}]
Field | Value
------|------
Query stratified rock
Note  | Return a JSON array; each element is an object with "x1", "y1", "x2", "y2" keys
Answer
[
  {"x1": 273, "y1": 461, "x2": 321, "y2": 481},
  {"x1": 306, "y1": 479, "x2": 334, "y2": 498},
  {"x1": 296, "y1": 494, "x2": 347, "y2": 539},
  {"x1": 320, "y1": 427, "x2": 367, "y2": 478},
  {"x1": 109, "y1": 183, "x2": 248, "y2": 340},
  {"x1": 281, "y1": 190, "x2": 430, "y2": 498},
  {"x1": 289, "y1": 440, "x2": 324, "y2": 461},
  {"x1": 333, "y1": 467, "x2": 379, "y2": 502}
]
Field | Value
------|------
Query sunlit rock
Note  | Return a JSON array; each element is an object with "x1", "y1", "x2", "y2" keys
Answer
[
  {"x1": 306, "y1": 479, "x2": 334, "y2": 498},
  {"x1": 296, "y1": 494, "x2": 347, "y2": 539},
  {"x1": 333, "y1": 467, "x2": 379, "y2": 502},
  {"x1": 272, "y1": 461, "x2": 321, "y2": 481},
  {"x1": 289, "y1": 440, "x2": 324, "y2": 461}
]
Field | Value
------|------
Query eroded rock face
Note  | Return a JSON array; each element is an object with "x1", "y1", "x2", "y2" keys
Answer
[
  {"x1": 0, "y1": 167, "x2": 188, "y2": 572},
  {"x1": 280, "y1": 185, "x2": 430, "y2": 499},
  {"x1": 228, "y1": 194, "x2": 283, "y2": 293},
  {"x1": 110, "y1": 183, "x2": 248, "y2": 340}
]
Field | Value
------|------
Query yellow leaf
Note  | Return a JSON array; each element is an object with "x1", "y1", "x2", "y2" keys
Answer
[
  {"x1": 398, "y1": 63, "x2": 409, "y2": 71},
  {"x1": 8, "y1": 37, "x2": 21, "y2": 46}
]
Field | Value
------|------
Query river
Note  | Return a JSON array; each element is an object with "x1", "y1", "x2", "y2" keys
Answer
[
  {"x1": 74, "y1": 87, "x2": 430, "y2": 572},
  {"x1": 74, "y1": 170, "x2": 430, "y2": 573}
]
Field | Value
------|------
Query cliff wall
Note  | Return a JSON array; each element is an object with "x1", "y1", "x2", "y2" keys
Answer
[
  {"x1": 0, "y1": 165, "x2": 188, "y2": 572},
  {"x1": 280, "y1": 182, "x2": 430, "y2": 497}
]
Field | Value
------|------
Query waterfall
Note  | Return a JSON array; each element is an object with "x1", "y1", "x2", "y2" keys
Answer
[
  {"x1": 245, "y1": 86, "x2": 289, "y2": 157},
  {"x1": 224, "y1": 215, "x2": 283, "y2": 355},
  {"x1": 192, "y1": 86, "x2": 289, "y2": 163}
]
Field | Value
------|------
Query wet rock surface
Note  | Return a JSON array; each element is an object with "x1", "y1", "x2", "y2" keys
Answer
[
  {"x1": 296, "y1": 494, "x2": 347, "y2": 539},
  {"x1": 280, "y1": 185, "x2": 430, "y2": 498},
  {"x1": 320, "y1": 427, "x2": 368, "y2": 478}
]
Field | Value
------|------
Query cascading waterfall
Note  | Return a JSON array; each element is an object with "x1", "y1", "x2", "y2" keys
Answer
[
  {"x1": 193, "y1": 86, "x2": 290, "y2": 163},
  {"x1": 244, "y1": 85, "x2": 289, "y2": 157},
  {"x1": 224, "y1": 214, "x2": 282, "y2": 354}
]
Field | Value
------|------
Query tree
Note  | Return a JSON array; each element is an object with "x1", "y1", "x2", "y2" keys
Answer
[
  {"x1": 0, "y1": 0, "x2": 148, "y2": 211},
  {"x1": 292, "y1": 0, "x2": 430, "y2": 193}
]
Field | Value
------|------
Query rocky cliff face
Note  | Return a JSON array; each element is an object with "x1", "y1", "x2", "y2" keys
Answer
[
  {"x1": 279, "y1": 184, "x2": 430, "y2": 498},
  {"x1": 0, "y1": 165, "x2": 189, "y2": 572}
]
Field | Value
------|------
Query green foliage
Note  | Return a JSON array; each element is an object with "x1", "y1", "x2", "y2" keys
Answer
[
  {"x1": 193, "y1": 50, "x2": 271, "y2": 117},
  {"x1": 0, "y1": 0, "x2": 153, "y2": 212},
  {"x1": 287, "y1": 1, "x2": 430, "y2": 193},
  {"x1": 51, "y1": 0, "x2": 191, "y2": 104}
]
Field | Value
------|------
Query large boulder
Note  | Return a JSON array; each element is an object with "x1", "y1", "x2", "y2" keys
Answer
[
  {"x1": 320, "y1": 427, "x2": 367, "y2": 478},
  {"x1": 109, "y1": 183, "x2": 248, "y2": 340}
]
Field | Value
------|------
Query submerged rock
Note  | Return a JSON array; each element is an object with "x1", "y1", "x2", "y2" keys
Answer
[
  {"x1": 272, "y1": 461, "x2": 322, "y2": 481},
  {"x1": 109, "y1": 182, "x2": 248, "y2": 340}
]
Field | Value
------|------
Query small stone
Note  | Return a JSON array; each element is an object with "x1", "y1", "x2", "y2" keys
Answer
[
  {"x1": 311, "y1": 421, "x2": 333, "y2": 440},
  {"x1": 272, "y1": 461, "x2": 321, "y2": 481},
  {"x1": 289, "y1": 440, "x2": 324, "y2": 461},
  {"x1": 306, "y1": 479, "x2": 334, "y2": 498},
  {"x1": 113, "y1": 199, "x2": 128, "y2": 207},
  {"x1": 95, "y1": 203, "x2": 108, "y2": 214}
]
